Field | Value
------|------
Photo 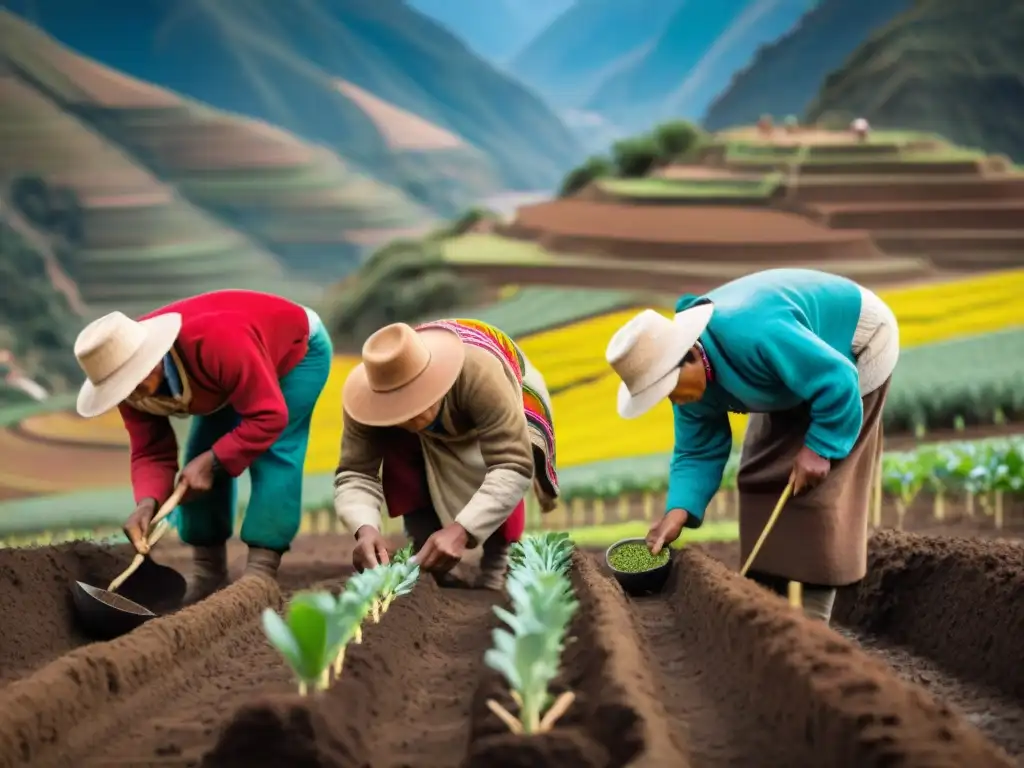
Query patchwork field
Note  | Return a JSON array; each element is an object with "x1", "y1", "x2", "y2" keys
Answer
[
  {"x1": 0, "y1": 10, "x2": 438, "y2": 307},
  {"x1": 0, "y1": 528, "x2": 1020, "y2": 766}
]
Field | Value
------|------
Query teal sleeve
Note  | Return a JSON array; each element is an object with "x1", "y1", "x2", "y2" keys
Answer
[
  {"x1": 665, "y1": 404, "x2": 732, "y2": 528},
  {"x1": 757, "y1": 321, "x2": 863, "y2": 460}
]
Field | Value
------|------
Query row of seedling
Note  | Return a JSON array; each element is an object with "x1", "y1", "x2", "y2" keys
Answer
[
  {"x1": 484, "y1": 532, "x2": 580, "y2": 735},
  {"x1": 261, "y1": 544, "x2": 420, "y2": 695}
]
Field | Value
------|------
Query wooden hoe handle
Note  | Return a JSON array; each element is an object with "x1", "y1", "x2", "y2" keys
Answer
[
  {"x1": 108, "y1": 482, "x2": 187, "y2": 593},
  {"x1": 739, "y1": 482, "x2": 793, "y2": 578}
]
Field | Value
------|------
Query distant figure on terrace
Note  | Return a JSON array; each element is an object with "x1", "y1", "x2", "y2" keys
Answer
[
  {"x1": 605, "y1": 268, "x2": 900, "y2": 623},
  {"x1": 72, "y1": 290, "x2": 332, "y2": 603},
  {"x1": 851, "y1": 117, "x2": 870, "y2": 142},
  {"x1": 334, "y1": 319, "x2": 559, "y2": 591}
]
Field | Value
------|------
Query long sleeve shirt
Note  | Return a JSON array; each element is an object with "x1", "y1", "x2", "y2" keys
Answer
[
  {"x1": 119, "y1": 290, "x2": 311, "y2": 504},
  {"x1": 667, "y1": 268, "x2": 899, "y2": 527}
]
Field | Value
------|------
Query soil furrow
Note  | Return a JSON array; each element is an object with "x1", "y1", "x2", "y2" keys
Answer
[
  {"x1": 368, "y1": 586, "x2": 497, "y2": 768},
  {"x1": 839, "y1": 628, "x2": 1024, "y2": 763},
  {"x1": 625, "y1": 548, "x2": 1013, "y2": 767}
]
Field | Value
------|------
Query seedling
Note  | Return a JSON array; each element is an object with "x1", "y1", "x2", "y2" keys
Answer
[
  {"x1": 261, "y1": 591, "x2": 341, "y2": 696},
  {"x1": 484, "y1": 532, "x2": 579, "y2": 735}
]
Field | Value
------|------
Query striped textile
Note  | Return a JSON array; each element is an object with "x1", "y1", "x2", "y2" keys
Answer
[{"x1": 416, "y1": 318, "x2": 559, "y2": 497}]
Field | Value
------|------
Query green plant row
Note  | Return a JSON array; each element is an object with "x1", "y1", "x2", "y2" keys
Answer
[
  {"x1": 883, "y1": 327, "x2": 1024, "y2": 436},
  {"x1": 882, "y1": 438, "x2": 1024, "y2": 528},
  {"x1": 261, "y1": 544, "x2": 420, "y2": 696},
  {"x1": 556, "y1": 436, "x2": 1024, "y2": 503},
  {"x1": 484, "y1": 532, "x2": 578, "y2": 735}
]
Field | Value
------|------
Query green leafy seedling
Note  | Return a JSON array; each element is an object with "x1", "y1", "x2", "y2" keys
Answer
[
  {"x1": 262, "y1": 595, "x2": 335, "y2": 696},
  {"x1": 484, "y1": 570, "x2": 579, "y2": 734}
]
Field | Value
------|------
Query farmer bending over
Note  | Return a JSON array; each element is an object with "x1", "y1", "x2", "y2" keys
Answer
[
  {"x1": 334, "y1": 319, "x2": 559, "y2": 590},
  {"x1": 72, "y1": 290, "x2": 332, "y2": 603},
  {"x1": 605, "y1": 268, "x2": 899, "y2": 623}
]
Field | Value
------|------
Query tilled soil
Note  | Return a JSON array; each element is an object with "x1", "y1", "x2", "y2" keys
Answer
[{"x1": 0, "y1": 528, "x2": 1021, "y2": 767}]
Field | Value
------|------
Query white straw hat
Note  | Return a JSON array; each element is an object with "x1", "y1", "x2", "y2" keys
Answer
[
  {"x1": 605, "y1": 304, "x2": 714, "y2": 419},
  {"x1": 74, "y1": 311, "x2": 183, "y2": 418}
]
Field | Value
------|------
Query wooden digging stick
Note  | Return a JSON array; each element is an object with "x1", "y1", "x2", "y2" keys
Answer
[
  {"x1": 739, "y1": 481, "x2": 793, "y2": 578},
  {"x1": 108, "y1": 483, "x2": 187, "y2": 592}
]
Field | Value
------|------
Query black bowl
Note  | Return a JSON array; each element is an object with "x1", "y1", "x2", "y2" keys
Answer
[
  {"x1": 70, "y1": 556, "x2": 187, "y2": 640},
  {"x1": 605, "y1": 537, "x2": 673, "y2": 596}
]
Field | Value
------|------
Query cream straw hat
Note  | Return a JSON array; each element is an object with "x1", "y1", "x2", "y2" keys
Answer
[
  {"x1": 605, "y1": 304, "x2": 714, "y2": 419},
  {"x1": 74, "y1": 311, "x2": 182, "y2": 418}
]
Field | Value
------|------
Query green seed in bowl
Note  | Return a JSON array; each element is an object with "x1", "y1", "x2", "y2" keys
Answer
[{"x1": 608, "y1": 542, "x2": 669, "y2": 573}]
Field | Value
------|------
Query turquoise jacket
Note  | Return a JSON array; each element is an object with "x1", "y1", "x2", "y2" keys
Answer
[{"x1": 667, "y1": 268, "x2": 865, "y2": 527}]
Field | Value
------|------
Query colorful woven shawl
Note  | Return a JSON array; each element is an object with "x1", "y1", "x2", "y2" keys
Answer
[{"x1": 416, "y1": 318, "x2": 559, "y2": 495}]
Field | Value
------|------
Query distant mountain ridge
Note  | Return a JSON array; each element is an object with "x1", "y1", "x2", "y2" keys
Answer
[
  {"x1": 405, "y1": 0, "x2": 572, "y2": 64},
  {"x1": 509, "y1": 0, "x2": 688, "y2": 107},
  {"x1": 1, "y1": 0, "x2": 580, "y2": 198},
  {"x1": 806, "y1": 0, "x2": 1024, "y2": 163},
  {"x1": 584, "y1": 0, "x2": 814, "y2": 131},
  {"x1": 702, "y1": 0, "x2": 912, "y2": 130}
]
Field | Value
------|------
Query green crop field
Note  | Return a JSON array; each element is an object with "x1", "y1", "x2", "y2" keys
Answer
[{"x1": 597, "y1": 175, "x2": 783, "y2": 199}]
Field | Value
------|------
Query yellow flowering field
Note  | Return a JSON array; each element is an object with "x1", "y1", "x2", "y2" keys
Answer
[{"x1": 21, "y1": 268, "x2": 1024, "y2": 474}]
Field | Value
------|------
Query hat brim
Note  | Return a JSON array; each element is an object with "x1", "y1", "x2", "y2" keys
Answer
[
  {"x1": 76, "y1": 313, "x2": 183, "y2": 418},
  {"x1": 615, "y1": 302, "x2": 715, "y2": 420},
  {"x1": 342, "y1": 328, "x2": 466, "y2": 427}
]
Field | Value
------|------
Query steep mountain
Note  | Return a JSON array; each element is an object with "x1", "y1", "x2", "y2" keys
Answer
[
  {"x1": 806, "y1": 0, "x2": 1024, "y2": 162},
  {"x1": 406, "y1": 0, "x2": 572, "y2": 64},
  {"x1": 584, "y1": 0, "x2": 816, "y2": 132},
  {"x1": 508, "y1": 0, "x2": 688, "y2": 107},
  {"x1": 702, "y1": 0, "x2": 912, "y2": 131},
  {"x1": 1, "y1": 0, "x2": 580, "y2": 194}
]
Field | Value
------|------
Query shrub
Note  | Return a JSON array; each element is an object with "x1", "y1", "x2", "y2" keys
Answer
[
  {"x1": 652, "y1": 120, "x2": 703, "y2": 159},
  {"x1": 558, "y1": 156, "x2": 614, "y2": 197},
  {"x1": 611, "y1": 136, "x2": 660, "y2": 178}
]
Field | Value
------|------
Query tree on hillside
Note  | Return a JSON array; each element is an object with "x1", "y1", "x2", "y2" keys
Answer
[
  {"x1": 558, "y1": 156, "x2": 614, "y2": 197},
  {"x1": 652, "y1": 120, "x2": 704, "y2": 158},
  {"x1": 611, "y1": 136, "x2": 660, "y2": 177}
]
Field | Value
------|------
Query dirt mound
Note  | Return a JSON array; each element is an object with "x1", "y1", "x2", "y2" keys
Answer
[
  {"x1": 835, "y1": 531, "x2": 1024, "y2": 701},
  {"x1": 0, "y1": 541, "x2": 135, "y2": 681}
]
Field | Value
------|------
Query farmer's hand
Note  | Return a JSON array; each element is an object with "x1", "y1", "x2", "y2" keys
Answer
[
  {"x1": 124, "y1": 498, "x2": 157, "y2": 554},
  {"x1": 790, "y1": 446, "x2": 830, "y2": 495},
  {"x1": 353, "y1": 525, "x2": 390, "y2": 572},
  {"x1": 413, "y1": 523, "x2": 468, "y2": 573},
  {"x1": 179, "y1": 450, "x2": 218, "y2": 500},
  {"x1": 646, "y1": 508, "x2": 688, "y2": 556}
]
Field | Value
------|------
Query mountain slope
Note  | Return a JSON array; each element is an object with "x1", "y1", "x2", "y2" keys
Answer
[
  {"x1": 406, "y1": 0, "x2": 572, "y2": 64},
  {"x1": 806, "y1": 0, "x2": 1024, "y2": 162},
  {"x1": 0, "y1": 10, "x2": 437, "y2": 286},
  {"x1": 2, "y1": 0, "x2": 580, "y2": 194},
  {"x1": 509, "y1": 0, "x2": 688, "y2": 107},
  {"x1": 585, "y1": 0, "x2": 815, "y2": 131},
  {"x1": 702, "y1": 0, "x2": 912, "y2": 131}
]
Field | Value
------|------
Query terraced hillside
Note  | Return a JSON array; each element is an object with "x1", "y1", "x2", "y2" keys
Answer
[
  {"x1": 0, "y1": 11, "x2": 437, "y2": 287},
  {"x1": 0, "y1": 66, "x2": 293, "y2": 319},
  {"x1": 580, "y1": 130, "x2": 1024, "y2": 273}
]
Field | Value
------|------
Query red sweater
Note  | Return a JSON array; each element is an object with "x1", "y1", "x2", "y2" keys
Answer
[{"x1": 118, "y1": 290, "x2": 312, "y2": 505}]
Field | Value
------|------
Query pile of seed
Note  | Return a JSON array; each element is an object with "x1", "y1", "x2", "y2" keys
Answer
[{"x1": 608, "y1": 541, "x2": 670, "y2": 573}]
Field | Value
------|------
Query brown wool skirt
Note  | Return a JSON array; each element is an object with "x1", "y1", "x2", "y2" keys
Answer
[{"x1": 737, "y1": 378, "x2": 890, "y2": 587}]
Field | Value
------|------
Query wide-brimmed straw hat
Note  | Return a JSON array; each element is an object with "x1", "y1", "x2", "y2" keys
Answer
[
  {"x1": 75, "y1": 311, "x2": 183, "y2": 418},
  {"x1": 605, "y1": 304, "x2": 714, "y2": 419},
  {"x1": 342, "y1": 323, "x2": 466, "y2": 427}
]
